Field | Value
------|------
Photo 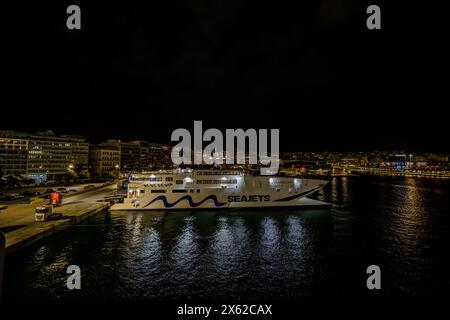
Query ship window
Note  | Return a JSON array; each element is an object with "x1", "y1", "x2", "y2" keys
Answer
[
  {"x1": 165, "y1": 177, "x2": 173, "y2": 181},
  {"x1": 151, "y1": 189, "x2": 166, "y2": 193},
  {"x1": 196, "y1": 179, "x2": 238, "y2": 184},
  {"x1": 132, "y1": 177, "x2": 147, "y2": 181},
  {"x1": 172, "y1": 189, "x2": 187, "y2": 193}
]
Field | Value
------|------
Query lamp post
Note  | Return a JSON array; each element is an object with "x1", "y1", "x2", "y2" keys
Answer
[
  {"x1": 115, "y1": 164, "x2": 120, "y2": 180},
  {"x1": 67, "y1": 164, "x2": 75, "y2": 183}
]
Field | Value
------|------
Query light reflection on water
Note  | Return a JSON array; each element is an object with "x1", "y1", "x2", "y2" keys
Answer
[{"x1": 3, "y1": 176, "x2": 450, "y2": 300}]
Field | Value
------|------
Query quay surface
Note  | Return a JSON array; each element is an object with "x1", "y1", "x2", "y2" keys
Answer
[{"x1": 0, "y1": 184, "x2": 116, "y2": 255}]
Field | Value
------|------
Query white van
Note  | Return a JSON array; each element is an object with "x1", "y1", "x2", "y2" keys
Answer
[{"x1": 35, "y1": 206, "x2": 53, "y2": 221}]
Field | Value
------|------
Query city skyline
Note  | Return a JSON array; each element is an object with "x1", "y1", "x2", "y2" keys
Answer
[
  {"x1": 2, "y1": 128, "x2": 450, "y2": 155},
  {"x1": 2, "y1": 128, "x2": 449, "y2": 181}
]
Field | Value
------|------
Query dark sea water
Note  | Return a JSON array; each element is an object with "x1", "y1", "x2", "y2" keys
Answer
[{"x1": 3, "y1": 176, "x2": 450, "y2": 300}]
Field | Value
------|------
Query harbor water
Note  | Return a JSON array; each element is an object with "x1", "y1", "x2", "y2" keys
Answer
[{"x1": 3, "y1": 176, "x2": 450, "y2": 300}]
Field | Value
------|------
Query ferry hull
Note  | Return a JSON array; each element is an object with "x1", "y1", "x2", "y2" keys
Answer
[
  {"x1": 111, "y1": 178, "x2": 329, "y2": 211},
  {"x1": 110, "y1": 197, "x2": 331, "y2": 211}
]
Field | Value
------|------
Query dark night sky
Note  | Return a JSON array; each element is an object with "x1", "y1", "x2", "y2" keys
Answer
[{"x1": 2, "y1": 1, "x2": 449, "y2": 152}]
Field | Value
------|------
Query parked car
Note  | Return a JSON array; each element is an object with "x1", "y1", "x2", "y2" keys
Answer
[
  {"x1": 44, "y1": 180, "x2": 57, "y2": 186},
  {"x1": 0, "y1": 193, "x2": 10, "y2": 201},
  {"x1": 57, "y1": 187, "x2": 69, "y2": 193},
  {"x1": 46, "y1": 188, "x2": 55, "y2": 194},
  {"x1": 5, "y1": 193, "x2": 25, "y2": 200},
  {"x1": 22, "y1": 190, "x2": 41, "y2": 197}
]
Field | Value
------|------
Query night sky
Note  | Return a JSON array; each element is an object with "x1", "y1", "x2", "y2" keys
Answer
[{"x1": 2, "y1": 1, "x2": 449, "y2": 152}]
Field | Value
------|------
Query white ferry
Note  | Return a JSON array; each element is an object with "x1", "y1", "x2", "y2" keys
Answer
[{"x1": 110, "y1": 169, "x2": 329, "y2": 211}]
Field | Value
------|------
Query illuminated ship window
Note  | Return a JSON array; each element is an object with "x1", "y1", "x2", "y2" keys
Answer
[
  {"x1": 196, "y1": 179, "x2": 237, "y2": 184},
  {"x1": 151, "y1": 189, "x2": 166, "y2": 193}
]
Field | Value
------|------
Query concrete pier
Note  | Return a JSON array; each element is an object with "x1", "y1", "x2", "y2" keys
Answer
[
  {"x1": 0, "y1": 184, "x2": 116, "y2": 256},
  {"x1": 3, "y1": 203, "x2": 109, "y2": 255}
]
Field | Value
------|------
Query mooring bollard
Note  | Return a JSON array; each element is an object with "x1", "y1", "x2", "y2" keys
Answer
[{"x1": 0, "y1": 231, "x2": 5, "y2": 300}]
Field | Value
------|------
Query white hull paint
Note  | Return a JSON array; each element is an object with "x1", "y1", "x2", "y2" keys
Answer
[{"x1": 110, "y1": 169, "x2": 329, "y2": 211}]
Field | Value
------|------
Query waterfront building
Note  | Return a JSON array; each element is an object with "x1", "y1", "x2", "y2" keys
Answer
[
  {"x1": 62, "y1": 134, "x2": 89, "y2": 175},
  {"x1": 160, "y1": 144, "x2": 173, "y2": 169},
  {"x1": 100, "y1": 139, "x2": 173, "y2": 172},
  {"x1": 89, "y1": 145, "x2": 120, "y2": 178},
  {"x1": 0, "y1": 130, "x2": 89, "y2": 181},
  {"x1": 138, "y1": 141, "x2": 172, "y2": 171},
  {"x1": 101, "y1": 140, "x2": 141, "y2": 172},
  {"x1": 0, "y1": 135, "x2": 28, "y2": 176}
]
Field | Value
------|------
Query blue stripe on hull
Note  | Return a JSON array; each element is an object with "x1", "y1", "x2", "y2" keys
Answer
[{"x1": 143, "y1": 195, "x2": 226, "y2": 208}]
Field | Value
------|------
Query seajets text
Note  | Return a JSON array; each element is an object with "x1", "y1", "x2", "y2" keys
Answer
[{"x1": 228, "y1": 195, "x2": 271, "y2": 202}]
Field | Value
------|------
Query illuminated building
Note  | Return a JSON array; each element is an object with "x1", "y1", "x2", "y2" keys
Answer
[
  {"x1": 0, "y1": 135, "x2": 28, "y2": 176},
  {"x1": 89, "y1": 145, "x2": 120, "y2": 178},
  {"x1": 0, "y1": 130, "x2": 89, "y2": 181}
]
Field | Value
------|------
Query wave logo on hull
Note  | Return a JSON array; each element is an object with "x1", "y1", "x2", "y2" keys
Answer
[{"x1": 143, "y1": 195, "x2": 226, "y2": 208}]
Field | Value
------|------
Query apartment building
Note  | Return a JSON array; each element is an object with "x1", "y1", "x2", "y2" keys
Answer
[
  {"x1": 89, "y1": 145, "x2": 120, "y2": 177},
  {"x1": 0, "y1": 130, "x2": 89, "y2": 181},
  {"x1": 0, "y1": 135, "x2": 28, "y2": 176},
  {"x1": 100, "y1": 139, "x2": 173, "y2": 172}
]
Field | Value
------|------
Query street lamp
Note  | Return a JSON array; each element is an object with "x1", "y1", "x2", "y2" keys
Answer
[{"x1": 115, "y1": 164, "x2": 120, "y2": 180}]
